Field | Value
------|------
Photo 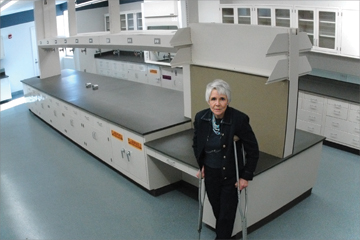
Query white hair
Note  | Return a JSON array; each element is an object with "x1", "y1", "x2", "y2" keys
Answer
[{"x1": 205, "y1": 79, "x2": 231, "y2": 103}]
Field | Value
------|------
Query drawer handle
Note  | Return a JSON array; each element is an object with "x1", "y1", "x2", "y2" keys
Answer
[
  {"x1": 307, "y1": 127, "x2": 314, "y2": 132},
  {"x1": 310, "y1": 105, "x2": 317, "y2": 110},
  {"x1": 97, "y1": 121, "x2": 103, "y2": 127},
  {"x1": 92, "y1": 131, "x2": 97, "y2": 140},
  {"x1": 356, "y1": 116, "x2": 360, "y2": 121},
  {"x1": 310, "y1": 99, "x2": 318, "y2": 103},
  {"x1": 308, "y1": 116, "x2": 316, "y2": 121},
  {"x1": 330, "y1": 133, "x2": 337, "y2": 138},
  {"x1": 354, "y1": 128, "x2": 360, "y2": 133},
  {"x1": 333, "y1": 110, "x2": 340, "y2": 115},
  {"x1": 331, "y1": 122, "x2": 339, "y2": 127},
  {"x1": 334, "y1": 104, "x2": 342, "y2": 109},
  {"x1": 85, "y1": 116, "x2": 89, "y2": 120}
]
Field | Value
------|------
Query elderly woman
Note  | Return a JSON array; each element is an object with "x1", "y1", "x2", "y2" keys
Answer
[{"x1": 192, "y1": 79, "x2": 259, "y2": 239}]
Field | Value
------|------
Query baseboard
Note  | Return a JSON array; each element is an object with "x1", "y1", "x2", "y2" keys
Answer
[{"x1": 324, "y1": 140, "x2": 360, "y2": 155}]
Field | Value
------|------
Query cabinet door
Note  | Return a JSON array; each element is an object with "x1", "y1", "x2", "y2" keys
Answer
[
  {"x1": 297, "y1": 8, "x2": 315, "y2": 45},
  {"x1": 222, "y1": 7, "x2": 235, "y2": 23},
  {"x1": 147, "y1": 65, "x2": 161, "y2": 87},
  {"x1": 91, "y1": 117, "x2": 113, "y2": 164},
  {"x1": 126, "y1": 131, "x2": 148, "y2": 185},
  {"x1": 257, "y1": 7, "x2": 272, "y2": 26},
  {"x1": 110, "y1": 125, "x2": 128, "y2": 171},
  {"x1": 316, "y1": 9, "x2": 338, "y2": 53},
  {"x1": 340, "y1": 10, "x2": 360, "y2": 58},
  {"x1": 237, "y1": 7, "x2": 252, "y2": 25},
  {"x1": 120, "y1": 14, "x2": 126, "y2": 31},
  {"x1": 275, "y1": 8, "x2": 292, "y2": 27},
  {"x1": 127, "y1": 13, "x2": 134, "y2": 30},
  {"x1": 136, "y1": 12, "x2": 143, "y2": 30}
]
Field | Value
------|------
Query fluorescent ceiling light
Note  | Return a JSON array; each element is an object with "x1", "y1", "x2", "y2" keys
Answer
[
  {"x1": 75, "y1": 0, "x2": 107, "y2": 8},
  {"x1": 0, "y1": 0, "x2": 19, "y2": 12}
]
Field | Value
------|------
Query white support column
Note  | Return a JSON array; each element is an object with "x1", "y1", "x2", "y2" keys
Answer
[
  {"x1": 67, "y1": 0, "x2": 77, "y2": 36},
  {"x1": 108, "y1": 0, "x2": 121, "y2": 34},
  {"x1": 34, "y1": 0, "x2": 61, "y2": 79},
  {"x1": 284, "y1": 29, "x2": 300, "y2": 157}
]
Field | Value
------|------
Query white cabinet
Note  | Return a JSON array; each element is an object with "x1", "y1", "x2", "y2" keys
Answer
[
  {"x1": 339, "y1": 9, "x2": 360, "y2": 58},
  {"x1": 127, "y1": 63, "x2": 148, "y2": 83},
  {"x1": 296, "y1": 93, "x2": 325, "y2": 135},
  {"x1": 106, "y1": 12, "x2": 142, "y2": 32},
  {"x1": 147, "y1": 65, "x2": 161, "y2": 87},
  {"x1": 109, "y1": 124, "x2": 149, "y2": 187},
  {"x1": 220, "y1": 2, "x2": 359, "y2": 58},
  {"x1": 161, "y1": 67, "x2": 183, "y2": 91},
  {"x1": 297, "y1": 91, "x2": 360, "y2": 150},
  {"x1": 295, "y1": 7, "x2": 339, "y2": 54}
]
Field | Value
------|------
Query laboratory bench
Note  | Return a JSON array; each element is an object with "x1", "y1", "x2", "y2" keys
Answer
[
  {"x1": 145, "y1": 128, "x2": 325, "y2": 236},
  {"x1": 22, "y1": 69, "x2": 326, "y2": 237},
  {"x1": 298, "y1": 75, "x2": 360, "y2": 152},
  {"x1": 22, "y1": 69, "x2": 191, "y2": 190}
]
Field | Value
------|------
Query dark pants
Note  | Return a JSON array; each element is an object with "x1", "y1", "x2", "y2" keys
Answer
[{"x1": 204, "y1": 165, "x2": 238, "y2": 240}]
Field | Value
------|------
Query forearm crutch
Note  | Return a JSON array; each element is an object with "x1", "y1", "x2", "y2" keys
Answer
[
  {"x1": 233, "y1": 136, "x2": 248, "y2": 240},
  {"x1": 197, "y1": 169, "x2": 206, "y2": 240}
]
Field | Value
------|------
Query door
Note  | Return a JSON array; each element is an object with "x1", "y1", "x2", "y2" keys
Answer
[{"x1": 30, "y1": 26, "x2": 40, "y2": 77}]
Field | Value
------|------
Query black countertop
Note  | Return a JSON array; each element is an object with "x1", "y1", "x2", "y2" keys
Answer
[
  {"x1": 22, "y1": 69, "x2": 190, "y2": 135},
  {"x1": 145, "y1": 129, "x2": 325, "y2": 176},
  {"x1": 299, "y1": 75, "x2": 360, "y2": 104}
]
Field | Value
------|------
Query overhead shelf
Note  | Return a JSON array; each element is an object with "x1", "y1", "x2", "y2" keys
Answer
[{"x1": 38, "y1": 30, "x2": 179, "y2": 52}]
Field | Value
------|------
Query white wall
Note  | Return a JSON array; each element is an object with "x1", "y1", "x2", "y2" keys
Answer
[
  {"x1": 198, "y1": 0, "x2": 220, "y2": 23},
  {"x1": 0, "y1": 22, "x2": 36, "y2": 93}
]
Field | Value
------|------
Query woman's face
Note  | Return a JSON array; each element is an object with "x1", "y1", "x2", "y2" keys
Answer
[{"x1": 208, "y1": 89, "x2": 229, "y2": 119}]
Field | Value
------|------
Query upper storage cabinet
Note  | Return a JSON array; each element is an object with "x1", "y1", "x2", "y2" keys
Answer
[
  {"x1": 295, "y1": 7, "x2": 339, "y2": 54},
  {"x1": 219, "y1": 2, "x2": 359, "y2": 59}
]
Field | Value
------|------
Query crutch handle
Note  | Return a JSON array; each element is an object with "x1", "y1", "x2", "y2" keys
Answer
[{"x1": 233, "y1": 135, "x2": 240, "y2": 142}]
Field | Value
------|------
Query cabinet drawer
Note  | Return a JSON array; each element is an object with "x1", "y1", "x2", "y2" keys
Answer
[
  {"x1": 324, "y1": 127, "x2": 360, "y2": 149},
  {"x1": 348, "y1": 121, "x2": 360, "y2": 136},
  {"x1": 326, "y1": 104, "x2": 348, "y2": 120},
  {"x1": 296, "y1": 119, "x2": 322, "y2": 135},
  {"x1": 298, "y1": 109, "x2": 323, "y2": 125},
  {"x1": 302, "y1": 99, "x2": 325, "y2": 114},
  {"x1": 325, "y1": 116, "x2": 348, "y2": 132},
  {"x1": 348, "y1": 109, "x2": 360, "y2": 123},
  {"x1": 303, "y1": 93, "x2": 325, "y2": 104},
  {"x1": 327, "y1": 99, "x2": 349, "y2": 110}
]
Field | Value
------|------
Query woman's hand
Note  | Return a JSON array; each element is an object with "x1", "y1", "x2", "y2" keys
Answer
[
  {"x1": 196, "y1": 166, "x2": 205, "y2": 179},
  {"x1": 235, "y1": 178, "x2": 248, "y2": 190}
]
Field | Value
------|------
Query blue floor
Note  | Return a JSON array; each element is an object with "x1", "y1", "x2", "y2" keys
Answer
[{"x1": 1, "y1": 103, "x2": 359, "y2": 240}]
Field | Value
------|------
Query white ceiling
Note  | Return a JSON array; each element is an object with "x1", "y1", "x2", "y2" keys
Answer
[{"x1": 0, "y1": 0, "x2": 66, "y2": 16}]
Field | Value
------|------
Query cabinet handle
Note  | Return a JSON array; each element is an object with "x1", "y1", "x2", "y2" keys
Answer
[
  {"x1": 126, "y1": 151, "x2": 131, "y2": 161},
  {"x1": 333, "y1": 110, "x2": 340, "y2": 115},
  {"x1": 310, "y1": 105, "x2": 317, "y2": 110},
  {"x1": 307, "y1": 127, "x2": 314, "y2": 132},
  {"x1": 97, "y1": 121, "x2": 103, "y2": 127},
  {"x1": 330, "y1": 133, "x2": 337, "y2": 138},
  {"x1": 70, "y1": 119, "x2": 74, "y2": 127},
  {"x1": 354, "y1": 128, "x2": 360, "y2": 133},
  {"x1": 308, "y1": 116, "x2": 316, "y2": 121},
  {"x1": 92, "y1": 131, "x2": 97, "y2": 140},
  {"x1": 310, "y1": 99, "x2": 318, "y2": 103},
  {"x1": 121, "y1": 148, "x2": 125, "y2": 158},
  {"x1": 334, "y1": 104, "x2": 342, "y2": 109},
  {"x1": 331, "y1": 122, "x2": 339, "y2": 127}
]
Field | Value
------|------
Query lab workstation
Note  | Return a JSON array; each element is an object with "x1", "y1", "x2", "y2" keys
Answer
[{"x1": 1, "y1": 0, "x2": 359, "y2": 239}]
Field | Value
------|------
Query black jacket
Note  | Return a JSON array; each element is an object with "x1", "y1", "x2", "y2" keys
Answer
[{"x1": 192, "y1": 107, "x2": 259, "y2": 180}]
